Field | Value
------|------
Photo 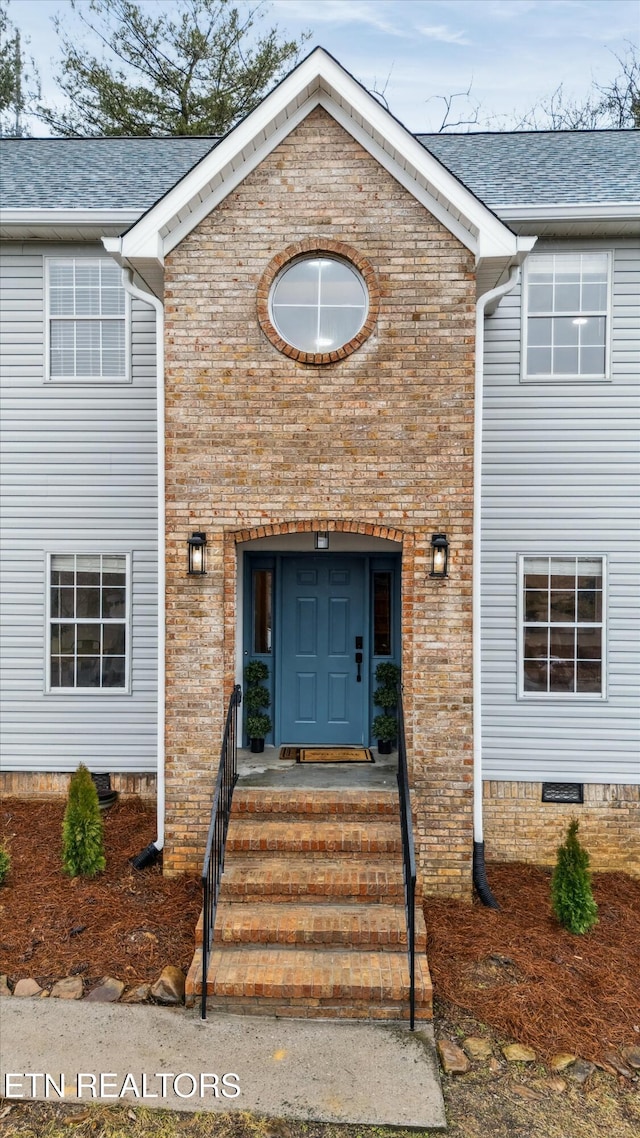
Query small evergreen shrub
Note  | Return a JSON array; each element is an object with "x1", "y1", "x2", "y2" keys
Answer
[
  {"x1": 62, "y1": 764, "x2": 106, "y2": 878},
  {"x1": 244, "y1": 660, "x2": 272, "y2": 741},
  {"x1": 551, "y1": 819, "x2": 598, "y2": 935},
  {"x1": 372, "y1": 714, "x2": 397, "y2": 743},
  {"x1": 372, "y1": 662, "x2": 401, "y2": 741},
  {"x1": 0, "y1": 842, "x2": 11, "y2": 886}
]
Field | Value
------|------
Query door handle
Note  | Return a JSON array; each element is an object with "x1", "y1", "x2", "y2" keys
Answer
[{"x1": 355, "y1": 651, "x2": 363, "y2": 682}]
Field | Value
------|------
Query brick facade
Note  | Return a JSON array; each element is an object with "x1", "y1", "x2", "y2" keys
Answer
[
  {"x1": 163, "y1": 107, "x2": 476, "y2": 897},
  {"x1": 484, "y1": 781, "x2": 640, "y2": 875},
  {"x1": 0, "y1": 771, "x2": 156, "y2": 803}
]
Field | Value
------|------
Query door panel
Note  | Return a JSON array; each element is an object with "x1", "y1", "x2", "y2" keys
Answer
[{"x1": 280, "y1": 556, "x2": 365, "y2": 744}]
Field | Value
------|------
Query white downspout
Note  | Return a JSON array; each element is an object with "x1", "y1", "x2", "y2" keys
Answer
[
  {"x1": 472, "y1": 265, "x2": 521, "y2": 905},
  {"x1": 119, "y1": 268, "x2": 166, "y2": 857}
]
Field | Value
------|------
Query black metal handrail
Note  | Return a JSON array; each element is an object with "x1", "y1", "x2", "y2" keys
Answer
[
  {"x1": 397, "y1": 686, "x2": 416, "y2": 1030},
  {"x1": 200, "y1": 684, "x2": 242, "y2": 1020}
]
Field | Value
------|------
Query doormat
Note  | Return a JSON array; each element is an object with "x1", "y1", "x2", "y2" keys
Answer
[{"x1": 279, "y1": 746, "x2": 374, "y2": 763}]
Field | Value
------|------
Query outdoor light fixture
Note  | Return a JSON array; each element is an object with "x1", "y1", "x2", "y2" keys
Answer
[
  {"x1": 315, "y1": 531, "x2": 330, "y2": 550},
  {"x1": 430, "y1": 533, "x2": 449, "y2": 578},
  {"x1": 187, "y1": 531, "x2": 207, "y2": 575}
]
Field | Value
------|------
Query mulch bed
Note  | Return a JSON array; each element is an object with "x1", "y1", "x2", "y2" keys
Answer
[
  {"x1": 0, "y1": 798, "x2": 201, "y2": 992},
  {"x1": 425, "y1": 862, "x2": 640, "y2": 1065}
]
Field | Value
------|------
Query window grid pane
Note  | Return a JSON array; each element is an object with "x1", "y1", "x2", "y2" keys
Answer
[
  {"x1": 49, "y1": 554, "x2": 127, "y2": 690},
  {"x1": 522, "y1": 556, "x2": 603, "y2": 695},
  {"x1": 48, "y1": 259, "x2": 126, "y2": 380},
  {"x1": 271, "y1": 257, "x2": 367, "y2": 353},
  {"x1": 526, "y1": 254, "x2": 608, "y2": 379}
]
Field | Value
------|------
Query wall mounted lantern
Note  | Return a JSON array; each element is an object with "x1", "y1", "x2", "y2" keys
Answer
[
  {"x1": 430, "y1": 533, "x2": 449, "y2": 578},
  {"x1": 187, "y1": 531, "x2": 207, "y2": 575},
  {"x1": 315, "y1": 531, "x2": 330, "y2": 550}
]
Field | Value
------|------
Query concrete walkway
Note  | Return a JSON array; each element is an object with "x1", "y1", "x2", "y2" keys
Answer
[{"x1": 0, "y1": 1000, "x2": 446, "y2": 1128}]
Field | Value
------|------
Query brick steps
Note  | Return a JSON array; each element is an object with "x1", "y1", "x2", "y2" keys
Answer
[
  {"x1": 231, "y1": 787, "x2": 399, "y2": 820},
  {"x1": 219, "y1": 857, "x2": 405, "y2": 902},
  {"x1": 226, "y1": 819, "x2": 402, "y2": 855},
  {"x1": 186, "y1": 948, "x2": 432, "y2": 1021},
  {"x1": 196, "y1": 901, "x2": 427, "y2": 950},
  {"x1": 185, "y1": 785, "x2": 431, "y2": 1021}
]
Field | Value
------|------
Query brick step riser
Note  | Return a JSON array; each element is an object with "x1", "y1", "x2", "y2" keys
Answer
[
  {"x1": 231, "y1": 795, "x2": 400, "y2": 821},
  {"x1": 197, "y1": 925, "x2": 426, "y2": 951},
  {"x1": 227, "y1": 814, "x2": 403, "y2": 833},
  {"x1": 226, "y1": 840, "x2": 402, "y2": 856},
  {"x1": 199, "y1": 997, "x2": 431, "y2": 1021},
  {"x1": 219, "y1": 888, "x2": 405, "y2": 904}
]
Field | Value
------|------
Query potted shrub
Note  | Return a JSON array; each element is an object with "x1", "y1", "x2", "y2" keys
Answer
[
  {"x1": 372, "y1": 662, "x2": 401, "y2": 753},
  {"x1": 244, "y1": 660, "x2": 272, "y2": 753},
  {"x1": 372, "y1": 714, "x2": 397, "y2": 754}
]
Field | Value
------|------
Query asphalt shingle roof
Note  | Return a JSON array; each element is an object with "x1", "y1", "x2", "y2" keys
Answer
[
  {"x1": 1, "y1": 129, "x2": 638, "y2": 212},
  {"x1": 1, "y1": 137, "x2": 216, "y2": 209},
  {"x1": 418, "y1": 130, "x2": 640, "y2": 206}
]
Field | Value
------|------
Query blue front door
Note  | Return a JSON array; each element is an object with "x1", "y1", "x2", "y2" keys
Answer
[{"x1": 279, "y1": 556, "x2": 366, "y2": 745}]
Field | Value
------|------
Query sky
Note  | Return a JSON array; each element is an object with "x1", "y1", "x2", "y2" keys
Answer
[{"x1": 7, "y1": 0, "x2": 640, "y2": 134}]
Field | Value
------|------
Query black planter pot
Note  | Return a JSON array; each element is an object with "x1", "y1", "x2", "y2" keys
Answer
[
  {"x1": 377, "y1": 739, "x2": 393, "y2": 754},
  {"x1": 250, "y1": 738, "x2": 265, "y2": 753}
]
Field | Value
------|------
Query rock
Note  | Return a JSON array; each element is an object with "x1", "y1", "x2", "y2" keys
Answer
[
  {"x1": 502, "y1": 1043, "x2": 536, "y2": 1063},
  {"x1": 84, "y1": 977, "x2": 124, "y2": 1003},
  {"x1": 0, "y1": 975, "x2": 12, "y2": 998},
  {"x1": 566, "y1": 1058, "x2": 596, "y2": 1085},
  {"x1": 150, "y1": 966, "x2": 185, "y2": 1005},
  {"x1": 463, "y1": 1036, "x2": 493, "y2": 1061},
  {"x1": 549, "y1": 1052, "x2": 576, "y2": 1072},
  {"x1": 121, "y1": 983, "x2": 151, "y2": 1004},
  {"x1": 511, "y1": 1084, "x2": 543, "y2": 1102},
  {"x1": 13, "y1": 978, "x2": 43, "y2": 997},
  {"x1": 50, "y1": 975, "x2": 83, "y2": 1000},
  {"x1": 488, "y1": 1058, "x2": 502, "y2": 1076},
  {"x1": 602, "y1": 1051, "x2": 635, "y2": 1079},
  {"x1": 40, "y1": 990, "x2": 50, "y2": 998},
  {"x1": 437, "y1": 1039, "x2": 470, "y2": 1075},
  {"x1": 622, "y1": 1046, "x2": 640, "y2": 1070},
  {"x1": 537, "y1": 1076, "x2": 567, "y2": 1094}
]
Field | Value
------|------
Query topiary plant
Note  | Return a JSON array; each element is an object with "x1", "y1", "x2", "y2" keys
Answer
[
  {"x1": 0, "y1": 842, "x2": 10, "y2": 886},
  {"x1": 244, "y1": 659, "x2": 272, "y2": 746},
  {"x1": 62, "y1": 763, "x2": 106, "y2": 878},
  {"x1": 551, "y1": 819, "x2": 598, "y2": 935},
  {"x1": 372, "y1": 714, "x2": 397, "y2": 743}
]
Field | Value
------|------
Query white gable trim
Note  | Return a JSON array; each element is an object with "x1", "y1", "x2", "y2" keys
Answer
[{"x1": 107, "y1": 48, "x2": 524, "y2": 282}]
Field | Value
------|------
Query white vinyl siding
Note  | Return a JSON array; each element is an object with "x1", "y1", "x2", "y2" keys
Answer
[
  {"x1": 0, "y1": 242, "x2": 157, "y2": 773},
  {"x1": 45, "y1": 257, "x2": 129, "y2": 383},
  {"x1": 522, "y1": 252, "x2": 611, "y2": 381},
  {"x1": 482, "y1": 238, "x2": 640, "y2": 785}
]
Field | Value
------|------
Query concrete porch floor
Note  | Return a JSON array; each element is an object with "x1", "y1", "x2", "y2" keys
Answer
[{"x1": 236, "y1": 745, "x2": 399, "y2": 790}]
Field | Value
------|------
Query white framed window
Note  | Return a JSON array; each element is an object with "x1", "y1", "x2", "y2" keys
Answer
[
  {"x1": 269, "y1": 256, "x2": 368, "y2": 354},
  {"x1": 522, "y1": 252, "x2": 611, "y2": 381},
  {"x1": 47, "y1": 553, "x2": 130, "y2": 693},
  {"x1": 45, "y1": 257, "x2": 129, "y2": 383},
  {"x1": 518, "y1": 555, "x2": 606, "y2": 699}
]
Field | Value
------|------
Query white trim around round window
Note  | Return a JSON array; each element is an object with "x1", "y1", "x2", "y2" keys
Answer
[{"x1": 269, "y1": 255, "x2": 369, "y2": 356}]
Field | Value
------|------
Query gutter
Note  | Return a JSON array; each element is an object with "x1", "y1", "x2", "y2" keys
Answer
[
  {"x1": 472, "y1": 265, "x2": 522, "y2": 908},
  {"x1": 116, "y1": 265, "x2": 166, "y2": 870}
]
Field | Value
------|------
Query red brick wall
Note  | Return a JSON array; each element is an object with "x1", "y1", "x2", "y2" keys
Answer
[
  {"x1": 163, "y1": 107, "x2": 476, "y2": 896},
  {"x1": 484, "y1": 781, "x2": 640, "y2": 875}
]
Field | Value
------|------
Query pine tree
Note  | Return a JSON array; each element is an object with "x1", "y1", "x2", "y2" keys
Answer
[
  {"x1": 37, "y1": 0, "x2": 307, "y2": 137},
  {"x1": 62, "y1": 764, "x2": 106, "y2": 877},
  {"x1": 551, "y1": 819, "x2": 598, "y2": 935}
]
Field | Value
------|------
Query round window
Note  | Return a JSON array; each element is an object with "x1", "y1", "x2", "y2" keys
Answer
[{"x1": 269, "y1": 256, "x2": 368, "y2": 355}]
